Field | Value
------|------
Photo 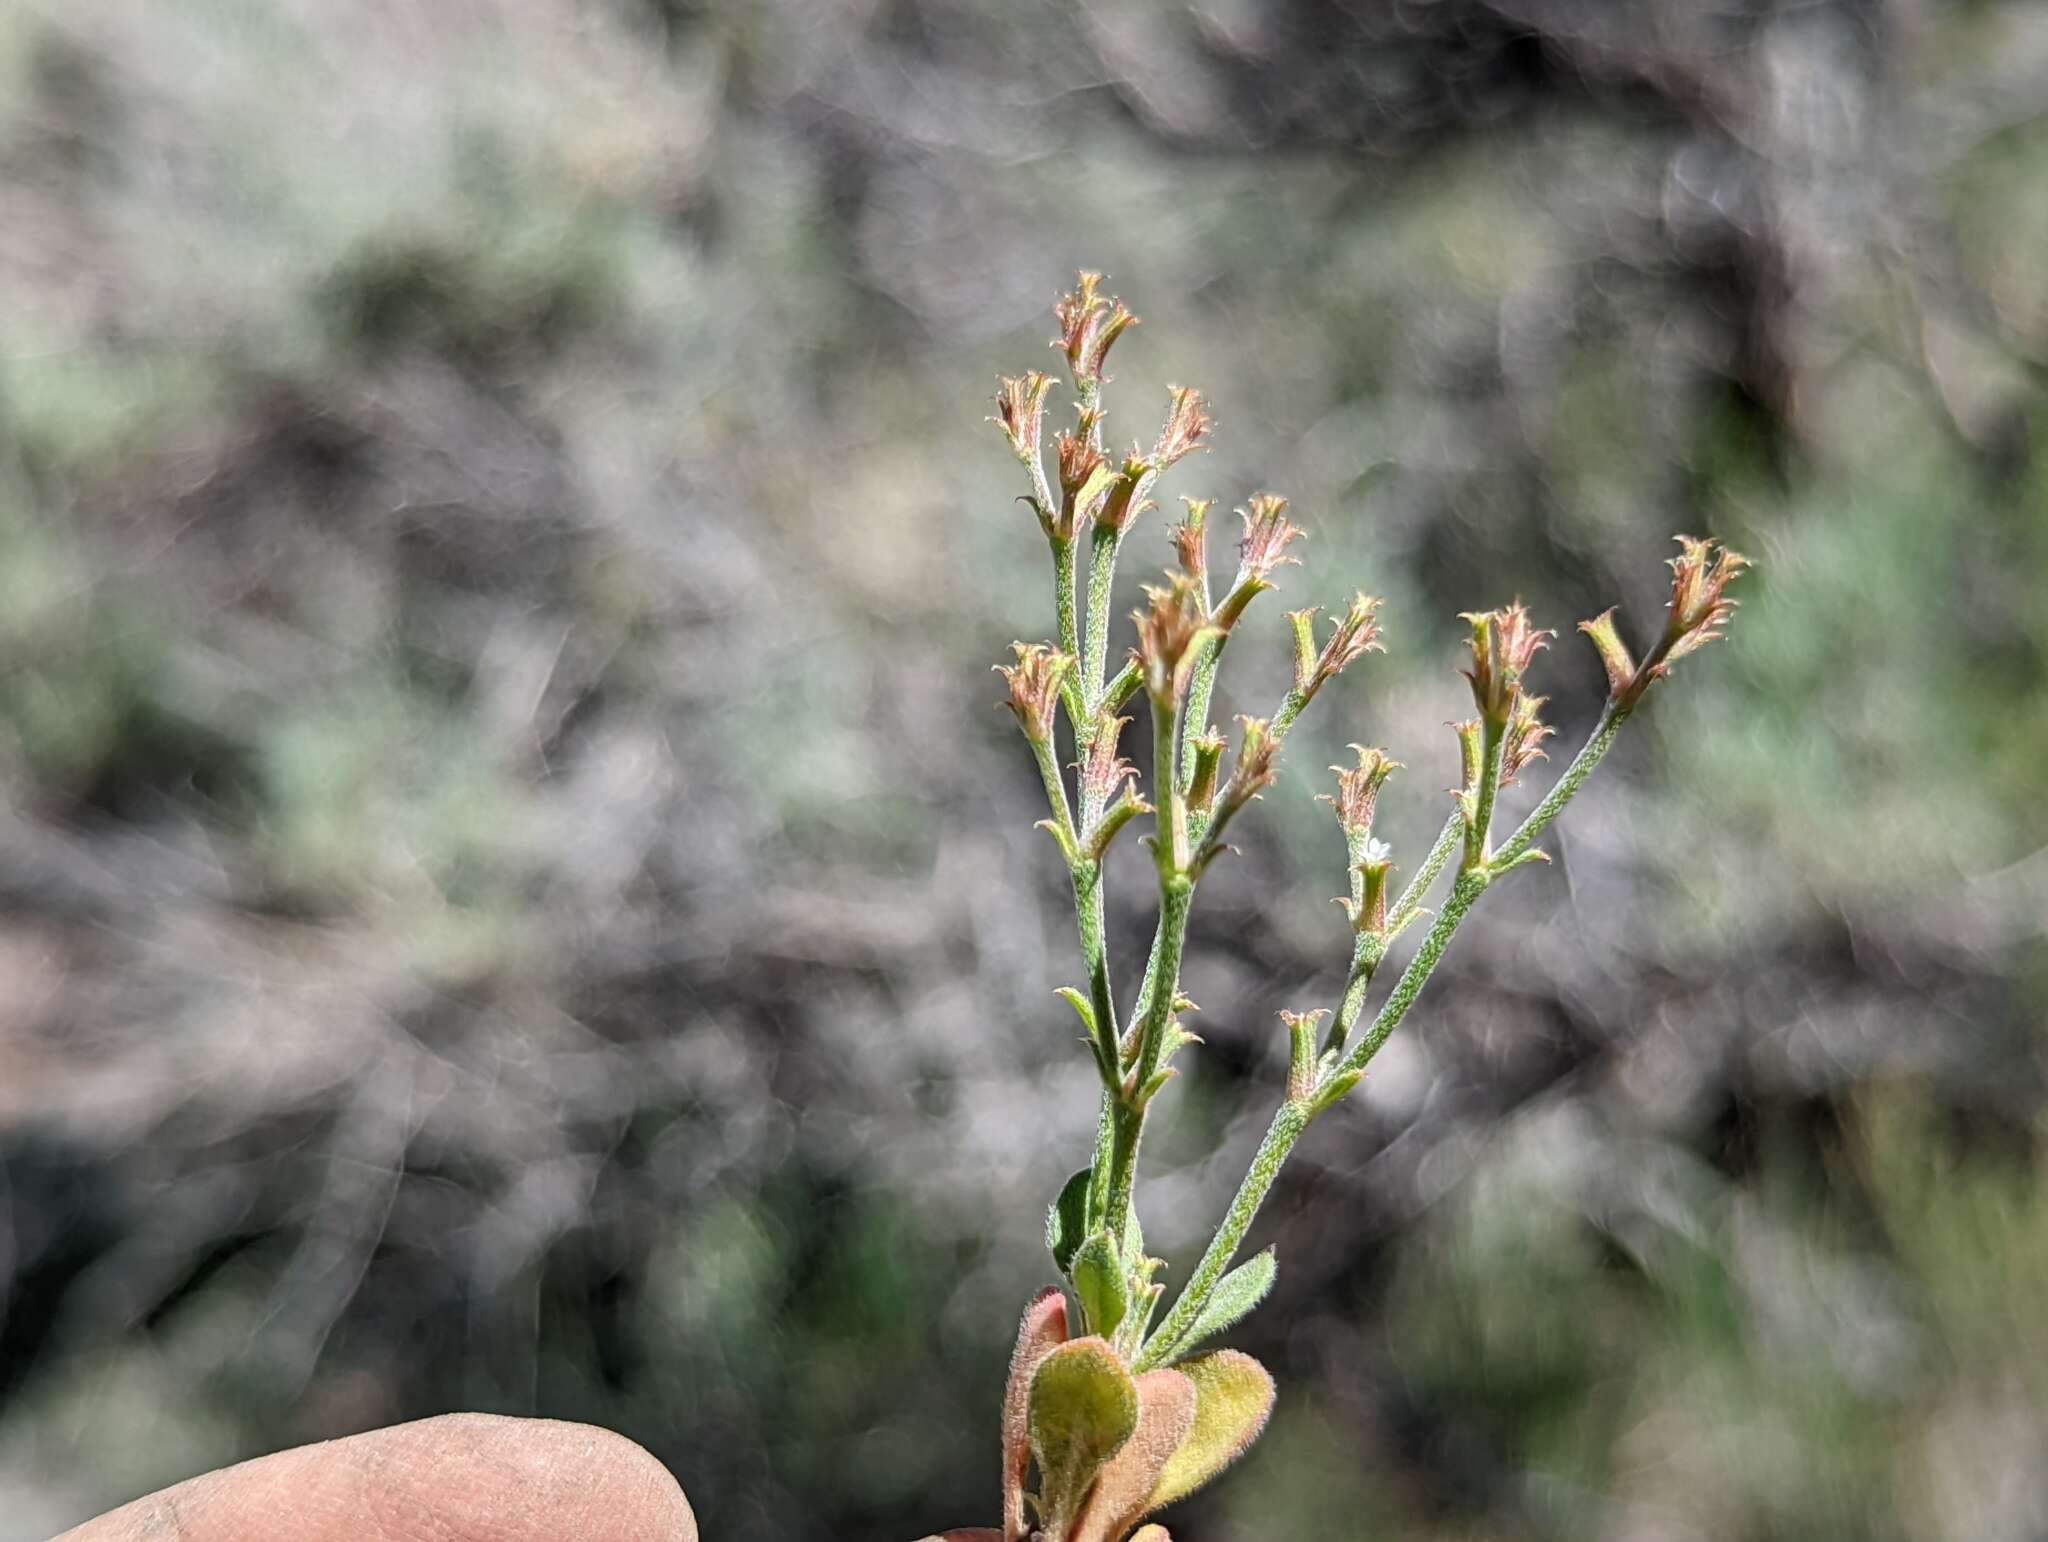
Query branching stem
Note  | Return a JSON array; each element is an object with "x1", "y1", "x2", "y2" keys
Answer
[{"x1": 1138, "y1": 704, "x2": 1631, "y2": 1368}]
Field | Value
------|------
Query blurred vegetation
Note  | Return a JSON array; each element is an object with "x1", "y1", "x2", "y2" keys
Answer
[{"x1": 0, "y1": 1, "x2": 2044, "y2": 1538}]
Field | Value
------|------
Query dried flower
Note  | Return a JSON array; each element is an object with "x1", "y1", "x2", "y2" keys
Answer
[
  {"x1": 1322, "y1": 745, "x2": 1400, "y2": 836},
  {"x1": 1460, "y1": 601, "x2": 1553, "y2": 724},
  {"x1": 1053, "y1": 271, "x2": 1138, "y2": 387},
  {"x1": 1300, "y1": 592, "x2": 1385, "y2": 696},
  {"x1": 1133, "y1": 575, "x2": 1213, "y2": 709},
  {"x1": 1054, "y1": 408, "x2": 1113, "y2": 539},
  {"x1": 1501, "y1": 692, "x2": 1554, "y2": 784},
  {"x1": 1209, "y1": 715, "x2": 1279, "y2": 835},
  {"x1": 1664, "y1": 535, "x2": 1749, "y2": 658},
  {"x1": 1097, "y1": 451, "x2": 1158, "y2": 535},
  {"x1": 1199, "y1": 493, "x2": 1301, "y2": 636},
  {"x1": 1170, "y1": 497, "x2": 1213, "y2": 588},
  {"x1": 1082, "y1": 714, "x2": 1139, "y2": 805},
  {"x1": 1578, "y1": 536, "x2": 1750, "y2": 708},
  {"x1": 1153, "y1": 386, "x2": 1212, "y2": 468},
  {"x1": 992, "y1": 371, "x2": 1056, "y2": 464},
  {"x1": 998, "y1": 643, "x2": 1074, "y2": 745}
]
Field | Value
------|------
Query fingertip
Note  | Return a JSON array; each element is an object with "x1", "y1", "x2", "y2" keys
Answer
[
  {"x1": 378, "y1": 1414, "x2": 698, "y2": 1542},
  {"x1": 57, "y1": 1413, "x2": 698, "y2": 1542}
]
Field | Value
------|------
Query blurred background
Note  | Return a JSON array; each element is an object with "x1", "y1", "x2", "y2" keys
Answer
[{"x1": 1, "y1": 1, "x2": 2045, "y2": 1537}]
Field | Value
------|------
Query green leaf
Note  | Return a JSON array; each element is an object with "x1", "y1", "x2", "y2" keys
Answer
[
  {"x1": 1120, "y1": 1204, "x2": 1145, "y2": 1274},
  {"x1": 1046, "y1": 1168, "x2": 1092, "y2": 1276},
  {"x1": 1028, "y1": 1337, "x2": 1138, "y2": 1523},
  {"x1": 1053, "y1": 987, "x2": 1096, "y2": 1035},
  {"x1": 1070, "y1": 1230, "x2": 1129, "y2": 1339},
  {"x1": 1070, "y1": 1368, "x2": 1197, "y2": 1542},
  {"x1": 1309, "y1": 1067, "x2": 1363, "y2": 1116},
  {"x1": 1146, "y1": 1349, "x2": 1275, "y2": 1511},
  {"x1": 1155, "y1": 1248, "x2": 1275, "y2": 1362}
]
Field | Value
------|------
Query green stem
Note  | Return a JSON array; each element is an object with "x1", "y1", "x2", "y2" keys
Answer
[
  {"x1": 1074, "y1": 864, "x2": 1119, "y2": 1084},
  {"x1": 1465, "y1": 714, "x2": 1506, "y2": 870},
  {"x1": 1139, "y1": 706, "x2": 1631, "y2": 1368},
  {"x1": 1102, "y1": 878, "x2": 1192, "y2": 1248},
  {"x1": 1029, "y1": 735, "x2": 1077, "y2": 855},
  {"x1": 1492, "y1": 704, "x2": 1630, "y2": 869},
  {"x1": 1269, "y1": 685, "x2": 1311, "y2": 742},
  {"x1": 1083, "y1": 525, "x2": 1122, "y2": 721},
  {"x1": 1389, "y1": 811, "x2": 1462, "y2": 934},
  {"x1": 1052, "y1": 535, "x2": 1085, "y2": 736},
  {"x1": 1133, "y1": 1098, "x2": 1310, "y2": 1371},
  {"x1": 1177, "y1": 554, "x2": 1225, "y2": 789},
  {"x1": 1336, "y1": 868, "x2": 1487, "y2": 1078},
  {"x1": 1324, "y1": 933, "x2": 1376, "y2": 1059},
  {"x1": 1101, "y1": 659, "x2": 1141, "y2": 717}
]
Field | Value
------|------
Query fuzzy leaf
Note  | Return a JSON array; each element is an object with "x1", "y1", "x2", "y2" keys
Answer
[
  {"x1": 1071, "y1": 1231, "x2": 1129, "y2": 1339},
  {"x1": 1120, "y1": 1205, "x2": 1145, "y2": 1274},
  {"x1": 1046, "y1": 1169, "x2": 1092, "y2": 1277},
  {"x1": 1157, "y1": 1249, "x2": 1275, "y2": 1362},
  {"x1": 1028, "y1": 1337, "x2": 1138, "y2": 1527},
  {"x1": 1001, "y1": 1288, "x2": 1069, "y2": 1542},
  {"x1": 1147, "y1": 1350, "x2": 1276, "y2": 1511},
  {"x1": 1129, "y1": 1529, "x2": 1172, "y2": 1542},
  {"x1": 1309, "y1": 1068, "x2": 1363, "y2": 1116},
  {"x1": 1053, "y1": 988, "x2": 1097, "y2": 1036},
  {"x1": 1069, "y1": 1368, "x2": 1197, "y2": 1542}
]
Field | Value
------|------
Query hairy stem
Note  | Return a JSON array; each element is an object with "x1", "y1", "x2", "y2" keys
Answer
[
  {"x1": 1140, "y1": 705, "x2": 1631, "y2": 1367},
  {"x1": 1133, "y1": 1098, "x2": 1310, "y2": 1371},
  {"x1": 1491, "y1": 704, "x2": 1630, "y2": 869},
  {"x1": 1082, "y1": 526, "x2": 1122, "y2": 726},
  {"x1": 1102, "y1": 877, "x2": 1192, "y2": 1248},
  {"x1": 1029, "y1": 735, "x2": 1078, "y2": 857},
  {"x1": 1389, "y1": 811, "x2": 1462, "y2": 934},
  {"x1": 1052, "y1": 535, "x2": 1085, "y2": 735},
  {"x1": 1074, "y1": 864, "x2": 1120, "y2": 1087},
  {"x1": 1465, "y1": 714, "x2": 1506, "y2": 870},
  {"x1": 1179, "y1": 640, "x2": 1224, "y2": 787}
]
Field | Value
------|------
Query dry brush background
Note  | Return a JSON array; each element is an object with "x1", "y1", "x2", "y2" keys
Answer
[{"x1": 0, "y1": 1, "x2": 2046, "y2": 1538}]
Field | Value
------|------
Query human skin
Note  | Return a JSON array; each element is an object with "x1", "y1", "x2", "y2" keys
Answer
[
  {"x1": 55, "y1": 1414, "x2": 697, "y2": 1542},
  {"x1": 52, "y1": 1414, "x2": 1014, "y2": 1541}
]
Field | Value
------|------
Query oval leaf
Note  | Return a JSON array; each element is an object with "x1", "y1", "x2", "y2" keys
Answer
[
  {"x1": 1146, "y1": 1349, "x2": 1276, "y2": 1511},
  {"x1": 1046, "y1": 1168, "x2": 1092, "y2": 1277},
  {"x1": 1028, "y1": 1337, "x2": 1138, "y2": 1524},
  {"x1": 1002, "y1": 1288, "x2": 1069, "y2": 1541},
  {"x1": 1071, "y1": 1231, "x2": 1129, "y2": 1339},
  {"x1": 1069, "y1": 1368, "x2": 1197, "y2": 1542}
]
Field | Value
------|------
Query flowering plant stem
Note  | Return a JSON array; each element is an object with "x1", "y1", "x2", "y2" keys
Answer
[
  {"x1": 983, "y1": 272, "x2": 1748, "y2": 1542},
  {"x1": 1135, "y1": 704, "x2": 1630, "y2": 1369}
]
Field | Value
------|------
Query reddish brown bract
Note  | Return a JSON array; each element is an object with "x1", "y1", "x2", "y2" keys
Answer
[
  {"x1": 1053, "y1": 272, "x2": 1139, "y2": 387},
  {"x1": 1325, "y1": 745, "x2": 1399, "y2": 836},
  {"x1": 1152, "y1": 386, "x2": 1212, "y2": 468},
  {"x1": 998, "y1": 642, "x2": 1074, "y2": 745}
]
